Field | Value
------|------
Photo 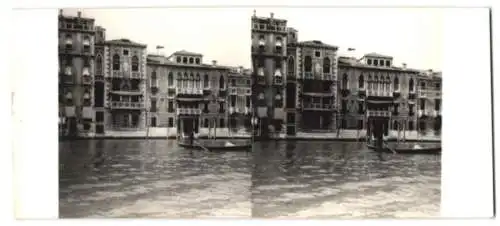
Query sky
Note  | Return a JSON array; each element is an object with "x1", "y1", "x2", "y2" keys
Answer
[{"x1": 62, "y1": 7, "x2": 444, "y2": 71}]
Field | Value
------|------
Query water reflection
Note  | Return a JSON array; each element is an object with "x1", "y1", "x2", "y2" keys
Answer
[
  {"x1": 252, "y1": 141, "x2": 441, "y2": 218},
  {"x1": 59, "y1": 139, "x2": 252, "y2": 218}
]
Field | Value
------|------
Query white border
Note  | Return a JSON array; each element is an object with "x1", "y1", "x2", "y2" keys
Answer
[{"x1": 5, "y1": 0, "x2": 498, "y2": 225}]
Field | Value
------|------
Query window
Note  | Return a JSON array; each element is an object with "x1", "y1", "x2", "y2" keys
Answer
[
  {"x1": 315, "y1": 51, "x2": 321, "y2": 57},
  {"x1": 204, "y1": 118, "x2": 209, "y2": 127},
  {"x1": 219, "y1": 75, "x2": 225, "y2": 89},
  {"x1": 421, "y1": 82, "x2": 426, "y2": 90},
  {"x1": 96, "y1": 55, "x2": 103, "y2": 75},
  {"x1": 131, "y1": 114, "x2": 139, "y2": 127},
  {"x1": 358, "y1": 74, "x2": 364, "y2": 89},
  {"x1": 409, "y1": 121, "x2": 414, "y2": 131},
  {"x1": 96, "y1": 111, "x2": 104, "y2": 122},
  {"x1": 64, "y1": 34, "x2": 72, "y2": 49},
  {"x1": 168, "y1": 72, "x2": 174, "y2": 86},
  {"x1": 151, "y1": 99, "x2": 157, "y2": 112},
  {"x1": 246, "y1": 96, "x2": 251, "y2": 107},
  {"x1": 183, "y1": 57, "x2": 187, "y2": 64},
  {"x1": 435, "y1": 99, "x2": 441, "y2": 111},
  {"x1": 358, "y1": 120, "x2": 364, "y2": 130},
  {"x1": 304, "y1": 56, "x2": 312, "y2": 72},
  {"x1": 204, "y1": 74, "x2": 209, "y2": 88},
  {"x1": 112, "y1": 54, "x2": 120, "y2": 70},
  {"x1": 323, "y1": 57, "x2": 330, "y2": 73},
  {"x1": 420, "y1": 99, "x2": 426, "y2": 110},
  {"x1": 96, "y1": 125, "x2": 104, "y2": 134},
  {"x1": 287, "y1": 113, "x2": 295, "y2": 123},
  {"x1": 151, "y1": 117, "x2": 157, "y2": 127},
  {"x1": 83, "y1": 123, "x2": 91, "y2": 131},
  {"x1": 367, "y1": 59, "x2": 372, "y2": 65},
  {"x1": 394, "y1": 76, "x2": 399, "y2": 91},
  {"x1": 374, "y1": 59, "x2": 378, "y2": 66},
  {"x1": 287, "y1": 57, "x2": 294, "y2": 76},
  {"x1": 275, "y1": 94, "x2": 283, "y2": 107},
  {"x1": 231, "y1": 79, "x2": 236, "y2": 86},
  {"x1": 436, "y1": 83, "x2": 441, "y2": 90},
  {"x1": 176, "y1": 56, "x2": 181, "y2": 63},
  {"x1": 392, "y1": 121, "x2": 399, "y2": 130},
  {"x1": 82, "y1": 36, "x2": 90, "y2": 52},
  {"x1": 342, "y1": 74, "x2": 348, "y2": 89},
  {"x1": 385, "y1": 60, "x2": 390, "y2": 66},
  {"x1": 195, "y1": 58, "x2": 200, "y2": 64},
  {"x1": 131, "y1": 56, "x2": 139, "y2": 71},
  {"x1": 409, "y1": 78, "x2": 414, "y2": 92},
  {"x1": 123, "y1": 49, "x2": 129, "y2": 55},
  {"x1": 219, "y1": 118, "x2": 225, "y2": 128},
  {"x1": 94, "y1": 82, "x2": 104, "y2": 107},
  {"x1": 168, "y1": 100, "x2": 174, "y2": 112},
  {"x1": 189, "y1": 57, "x2": 194, "y2": 64},
  {"x1": 168, "y1": 118, "x2": 174, "y2": 127}
]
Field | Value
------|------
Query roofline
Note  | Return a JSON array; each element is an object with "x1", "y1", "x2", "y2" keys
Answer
[
  {"x1": 338, "y1": 62, "x2": 421, "y2": 73},
  {"x1": 147, "y1": 61, "x2": 231, "y2": 70}
]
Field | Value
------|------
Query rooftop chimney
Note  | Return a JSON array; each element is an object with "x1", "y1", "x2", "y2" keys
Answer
[
  {"x1": 77, "y1": 11, "x2": 82, "y2": 18},
  {"x1": 212, "y1": 60, "x2": 217, "y2": 66},
  {"x1": 402, "y1": 63, "x2": 407, "y2": 69},
  {"x1": 253, "y1": 10, "x2": 256, "y2": 17},
  {"x1": 270, "y1": 12, "x2": 274, "y2": 19},
  {"x1": 59, "y1": 9, "x2": 63, "y2": 16}
]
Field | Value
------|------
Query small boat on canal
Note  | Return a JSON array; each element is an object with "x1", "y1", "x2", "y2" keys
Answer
[
  {"x1": 367, "y1": 141, "x2": 441, "y2": 155},
  {"x1": 178, "y1": 137, "x2": 252, "y2": 152}
]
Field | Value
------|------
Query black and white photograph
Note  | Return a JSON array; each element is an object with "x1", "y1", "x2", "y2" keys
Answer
[{"x1": 8, "y1": 1, "x2": 495, "y2": 223}]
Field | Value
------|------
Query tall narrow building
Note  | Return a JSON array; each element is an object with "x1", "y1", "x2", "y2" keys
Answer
[
  {"x1": 250, "y1": 12, "x2": 288, "y2": 139},
  {"x1": 58, "y1": 10, "x2": 96, "y2": 137}
]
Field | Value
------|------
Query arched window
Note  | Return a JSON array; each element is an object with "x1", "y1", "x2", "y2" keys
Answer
[
  {"x1": 96, "y1": 54, "x2": 103, "y2": 75},
  {"x1": 112, "y1": 54, "x2": 120, "y2": 70},
  {"x1": 358, "y1": 74, "x2": 364, "y2": 89},
  {"x1": 176, "y1": 56, "x2": 181, "y2": 63},
  {"x1": 421, "y1": 81, "x2": 426, "y2": 89},
  {"x1": 342, "y1": 73, "x2": 348, "y2": 89},
  {"x1": 131, "y1": 56, "x2": 139, "y2": 71},
  {"x1": 323, "y1": 57, "x2": 330, "y2": 73},
  {"x1": 219, "y1": 75, "x2": 225, "y2": 89},
  {"x1": 183, "y1": 72, "x2": 188, "y2": 88},
  {"x1": 168, "y1": 72, "x2": 173, "y2": 87},
  {"x1": 394, "y1": 76, "x2": 399, "y2": 90},
  {"x1": 287, "y1": 57, "x2": 294, "y2": 75},
  {"x1": 195, "y1": 73, "x2": 201, "y2": 88},
  {"x1": 304, "y1": 56, "x2": 312, "y2": 72},
  {"x1": 409, "y1": 78, "x2": 414, "y2": 92},
  {"x1": 189, "y1": 57, "x2": 194, "y2": 64},
  {"x1": 182, "y1": 57, "x2": 187, "y2": 64},
  {"x1": 195, "y1": 58, "x2": 200, "y2": 64},
  {"x1": 204, "y1": 74, "x2": 209, "y2": 88}
]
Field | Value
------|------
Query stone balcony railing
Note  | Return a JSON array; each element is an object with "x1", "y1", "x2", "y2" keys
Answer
[
  {"x1": 110, "y1": 101, "x2": 145, "y2": 109},
  {"x1": 367, "y1": 89, "x2": 393, "y2": 97},
  {"x1": 176, "y1": 88, "x2": 203, "y2": 95},
  {"x1": 176, "y1": 108, "x2": 202, "y2": 115},
  {"x1": 303, "y1": 103, "x2": 335, "y2": 110},
  {"x1": 367, "y1": 110, "x2": 391, "y2": 117},
  {"x1": 418, "y1": 89, "x2": 442, "y2": 99}
]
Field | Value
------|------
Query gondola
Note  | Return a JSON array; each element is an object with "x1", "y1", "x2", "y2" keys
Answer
[
  {"x1": 178, "y1": 138, "x2": 252, "y2": 152},
  {"x1": 367, "y1": 142, "x2": 441, "y2": 155}
]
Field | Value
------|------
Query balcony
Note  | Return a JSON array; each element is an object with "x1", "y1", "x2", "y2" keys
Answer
[
  {"x1": 367, "y1": 110, "x2": 391, "y2": 117},
  {"x1": 302, "y1": 103, "x2": 335, "y2": 111},
  {"x1": 131, "y1": 72, "x2": 143, "y2": 79},
  {"x1": 110, "y1": 101, "x2": 145, "y2": 110},
  {"x1": 418, "y1": 89, "x2": 442, "y2": 99},
  {"x1": 82, "y1": 75, "x2": 92, "y2": 85},
  {"x1": 176, "y1": 88, "x2": 203, "y2": 95},
  {"x1": 109, "y1": 89, "x2": 143, "y2": 95},
  {"x1": 367, "y1": 89, "x2": 393, "y2": 97},
  {"x1": 61, "y1": 75, "x2": 73, "y2": 84},
  {"x1": 176, "y1": 108, "x2": 202, "y2": 115}
]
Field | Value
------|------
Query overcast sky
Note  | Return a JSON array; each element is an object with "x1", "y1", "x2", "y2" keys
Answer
[{"x1": 62, "y1": 8, "x2": 443, "y2": 71}]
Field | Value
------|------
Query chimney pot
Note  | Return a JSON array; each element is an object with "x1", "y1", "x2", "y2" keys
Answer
[
  {"x1": 212, "y1": 60, "x2": 217, "y2": 66},
  {"x1": 270, "y1": 12, "x2": 274, "y2": 18},
  {"x1": 77, "y1": 11, "x2": 82, "y2": 17},
  {"x1": 59, "y1": 9, "x2": 63, "y2": 16}
]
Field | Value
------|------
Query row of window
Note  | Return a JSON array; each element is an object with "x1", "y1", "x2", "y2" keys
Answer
[
  {"x1": 367, "y1": 58, "x2": 391, "y2": 67},
  {"x1": 343, "y1": 73, "x2": 416, "y2": 91},
  {"x1": 151, "y1": 71, "x2": 227, "y2": 89},
  {"x1": 175, "y1": 56, "x2": 201, "y2": 65},
  {"x1": 112, "y1": 54, "x2": 140, "y2": 71}
]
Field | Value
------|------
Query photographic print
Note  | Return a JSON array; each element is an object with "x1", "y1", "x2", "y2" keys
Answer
[{"x1": 57, "y1": 7, "x2": 443, "y2": 218}]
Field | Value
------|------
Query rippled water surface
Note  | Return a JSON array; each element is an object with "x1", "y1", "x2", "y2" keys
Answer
[
  {"x1": 252, "y1": 141, "x2": 441, "y2": 218},
  {"x1": 59, "y1": 140, "x2": 252, "y2": 218},
  {"x1": 59, "y1": 140, "x2": 440, "y2": 218}
]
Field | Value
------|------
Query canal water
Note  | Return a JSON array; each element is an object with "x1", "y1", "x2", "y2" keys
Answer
[
  {"x1": 59, "y1": 139, "x2": 252, "y2": 218},
  {"x1": 59, "y1": 140, "x2": 440, "y2": 218}
]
